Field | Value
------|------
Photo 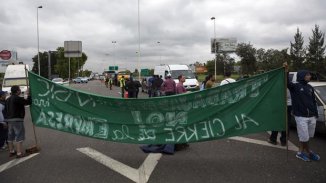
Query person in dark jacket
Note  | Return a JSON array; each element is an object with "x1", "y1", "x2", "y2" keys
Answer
[
  {"x1": 134, "y1": 80, "x2": 142, "y2": 98},
  {"x1": 125, "y1": 77, "x2": 137, "y2": 98},
  {"x1": 285, "y1": 63, "x2": 320, "y2": 162},
  {"x1": 6, "y1": 85, "x2": 32, "y2": 158},
  {"x1": 0, "y1": 91, "x2": 8, "y2": 150}
]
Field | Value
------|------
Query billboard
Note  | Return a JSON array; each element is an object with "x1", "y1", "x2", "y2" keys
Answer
[
  {"x1": 211, "y1": 38, "x2": 237, "y2": 53},
  {"x1": 64, "y1": 41, "x2": 82, "y2": 57}
]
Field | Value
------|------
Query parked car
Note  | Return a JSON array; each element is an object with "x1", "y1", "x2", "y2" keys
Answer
[
  {"x1": 52, "y1": 78, "x2": 64, "y2": 85},
  {"x1": 73, "y1": 77, "x2": 88, "y2": 83},
  {"x1": 289, "y1": 72, "x2": 326, "y2": 134}
]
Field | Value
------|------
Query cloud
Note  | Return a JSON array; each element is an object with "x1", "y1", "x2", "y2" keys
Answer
[{"x1": 1, "y1": 0, "x2": 325, "y2": 73}]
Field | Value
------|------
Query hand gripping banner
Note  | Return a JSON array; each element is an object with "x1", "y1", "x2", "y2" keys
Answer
[{"x1": 29, "y1": 68, "x2": 285, "y2": 144}]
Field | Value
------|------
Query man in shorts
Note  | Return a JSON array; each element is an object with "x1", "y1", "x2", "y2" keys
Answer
[
  {"x1": 285, "y1": 63, "x2": 320, "y2": 161},
  {"x1": 6, "y1": 85, "x2": 32, "y2": 158}
]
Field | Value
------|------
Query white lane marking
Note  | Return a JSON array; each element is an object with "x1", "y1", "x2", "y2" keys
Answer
[
  {"x1": 228, "y1": 136, "x2": 298, "y2": 152},
  {"x1": 0, "y1": 153, "x2": 39, "y2": 173},
  {"x1": 77, "y1": 147, "x2": 162, "y2": 183}
]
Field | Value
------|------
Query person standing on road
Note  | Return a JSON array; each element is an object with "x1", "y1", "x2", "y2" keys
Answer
[
  {"x1": 205, "y1": 75, "x2": 215, "y2": 89},
  {"x1": 284, "y1": 63, "x2": 320, "y2": 162},
  {"x1": 175, "y1": 75, "x2": 190, "y2": 151},
  {"x1": 268, "y1": 89, "x2": 292, "y2": 146},
  {"x1": 153, "y1": 75, "x2": 163, "y2": 97},
  {"x1": 220, "y1": 71, "x2": 236, "y2": 86},
  {"x1": 104, "y1": 75, "x2": 109, "y2": 88},
  {"x1": 200, "y1": 74, "x2": 213, "y2": 90},
  {"x1": 125, "y1": 77, "x2": 137, "y2": 98},
  {"x1": 120, "y1": 76, "x2": 126, "y2": 98},
  {"x1": 134, "y1": 79, "x2": 142, "y2": 98},
  {"x1": 6, "y1": 85, "x2": 32, "y2": 158},
  {"x1": 0, "y1": 91, "x2": 8, "y2": 150},
  {"x1": 162, "y1": 74, "x2": 176, "y2": 96},
  {"x1": 147, "y1": 75, "x2": 155, "y2": 98},
  {"x1": 108, "y1": 76, "x2": 113, "y2": 90}
]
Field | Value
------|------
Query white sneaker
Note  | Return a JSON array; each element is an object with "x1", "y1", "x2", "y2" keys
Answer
[{"x1": 1, "y1": 144, "x2": 8, "y2": 150}]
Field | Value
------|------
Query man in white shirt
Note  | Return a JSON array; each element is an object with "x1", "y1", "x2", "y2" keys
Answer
[{"x1": 220, "y1": 71, "x2": 236, "y2": 86}]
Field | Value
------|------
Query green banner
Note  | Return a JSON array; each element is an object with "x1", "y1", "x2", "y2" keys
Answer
[{"x1": 29, "y1": 68, "x2": 286, "y2": 144}]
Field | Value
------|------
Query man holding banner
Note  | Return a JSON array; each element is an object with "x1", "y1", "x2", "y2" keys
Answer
[{"x1": 285, "y1": 63, "x2": 320, "y2": 162}]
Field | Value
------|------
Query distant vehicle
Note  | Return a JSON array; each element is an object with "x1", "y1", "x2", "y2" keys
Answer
[
  {"x1": 154, "y1": 64, "x2": 199, "y2": 91},
  {"x1": 73, "y1": 77, "x2": 88, "y2": 83},
  {"x1": 52, "y1": 78, "x2": 64, "y2": 85},
  {"x1": 2, "y1": 64, "x2": 29, "y2": 96},
  {"x1": 99, "y1": 75, "x2": 105, "y2": 80}
]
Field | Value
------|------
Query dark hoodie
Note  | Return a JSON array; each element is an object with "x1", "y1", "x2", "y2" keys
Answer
[{"x1": 287, "y1": 70, "x2": 318, "y2": 117}]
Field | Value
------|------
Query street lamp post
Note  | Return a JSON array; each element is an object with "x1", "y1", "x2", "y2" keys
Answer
[
  {"x1": 211, "y1": 17, "x2": 216, "y2": 79},
  {"x1": 112, "y1": 41, "x2": 117, "y2": 67},
  {"x1": 157, "y1": 41, "x2": 161, "y2": 64},
  {"x1": 37, "y1": 5, "x2": 42, "y2": 75},
  {"x1": 137, "y1": 0, "x2": 141, "y2": 81}
]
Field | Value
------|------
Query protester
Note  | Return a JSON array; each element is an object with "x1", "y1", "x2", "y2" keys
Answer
[
  {"x1": 120, "y1": 76, "x2": 126, "y2": 98},
  {"x1": 6, "y1": 85, "x2": 32, "y2": 158},
  {"x1": 205, "y1": 75, "x2": 215, "y2": 89},
  {"x1": 175, "y1": 75, "x2": 190, "y2": 151},
  {"x1": 104, "y1": 75, "x2": 109, "y2": 88},
  {"x1": 284, "y1": 63, "x2": 320, "y2": 162},
  {"x1": 161, "y1": 74, "x2": 176, "y2": 96},
  {"x1": 268, "y1": 89, "x2": 292, "y2": 146},
  {"x1": 147, "y1": 75, "x2": 155, "y2": 98},
  {"x1": 125, "y1": 77, "x2": 137, "y2": 98},
  {"x1": 153, "y1": 75, "x2": 164, "y2": 97},
  {"x1": 140, "y1": 74, "x2": 177, "y2": 154},
  {"x1": 134, "y1": 79, "x2": 142, "y2": 98},
  {"x1": 0, "y1": 91, "x2": 8, "y2": 150},
  {"x1": 200, "y1": 74, "x2": 213, "y2": 90},
  {"x1": 108, "y1": 76, "x2": 113, "y2": 90},
  {"x1": 220, "y1": 71, "x2": 236, "y2": 86}
]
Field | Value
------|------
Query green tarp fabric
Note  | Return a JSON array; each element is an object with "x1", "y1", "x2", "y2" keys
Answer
[{"x1": 29, "y1": 68, "x2": 286, "y2": 144}]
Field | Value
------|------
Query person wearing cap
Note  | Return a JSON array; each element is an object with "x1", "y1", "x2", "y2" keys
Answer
[
  {"x1": 161, "y1": 73, "x2": 176, "y2": 96},
  {"x1": 5, "y1": 85, "x2": 32, "y2": 158},
  {"x1": 284, "y1": 63, "x2": 320, "y2": 162},
  {"x1": 0, "y1": 90, "x2": 8, "y2": 150}
]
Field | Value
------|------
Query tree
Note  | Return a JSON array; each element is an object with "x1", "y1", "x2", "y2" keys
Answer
[
  {"x1": 32, "y1": 52, "x2": 51, "y2": 78},
  {"x1": 290, "y1": 28, "x2": 305, "y2": 71},
  {"x1": 32, "y1": 47, "x2": 89, "y2": 79},
  {"x1": 236, "y1": 43, "x2": 257, "y2": 75},
  {"x1": 205, "y1": 54, "x2": 224, "y2": 75},
  {"x1": 306, "y1": 24, "x2": 326, "y2": 73},
  {"x1": 256, "y1": 48, "x2": 290, "y2": 71},
  {"x1": 54, "y1": 47, "x2": 88, "y2": 79}
]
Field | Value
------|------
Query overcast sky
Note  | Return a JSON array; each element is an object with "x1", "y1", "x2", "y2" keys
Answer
[{"x1": 1, "y1": 0, "x2": 326, "y2": 73}]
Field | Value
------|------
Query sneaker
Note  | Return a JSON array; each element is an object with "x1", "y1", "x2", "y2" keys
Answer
[
  {"x1": 267, "y1": 139, "x2": 277, "y2": 145},
  {"x1": 1, "y1": 144, "x2": 8, "y2": 150},
  {"x1": 16, "y1": 153, "x2": 29, "y2": 159},
  {"x1": 309, "y1": 151, "x2": 320, "y2": 161},
  {"x1": 9, "y1": 151, "x2": 16, "y2": 157},
  {"x1": 296, "y1": 152, "x2": 310, "y2": 162}
]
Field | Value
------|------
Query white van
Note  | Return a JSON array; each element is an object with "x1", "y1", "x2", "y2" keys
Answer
[
  {"x1": 2, "y1": 64, "x2": 29, "y2": 96},
  {"x1": 154, "y1": 64, "x2": 199, "y2": 90}
]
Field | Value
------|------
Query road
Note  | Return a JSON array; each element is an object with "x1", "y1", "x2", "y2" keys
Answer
[{"x1": 0, "y1": 80, "x2": 326, "y2": 183}]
